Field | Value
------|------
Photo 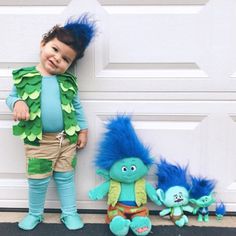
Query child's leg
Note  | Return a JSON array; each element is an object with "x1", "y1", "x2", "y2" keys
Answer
[
  {"x1": 18, "y1": 176, "x2": 51, "y2": 230},
  {"x1": 53, "y1": 171, "x2": 84, "y2": 230}
]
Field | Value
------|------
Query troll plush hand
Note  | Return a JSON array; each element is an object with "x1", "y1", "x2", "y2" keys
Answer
[
  {"x1": 146, "y1": 183, "x2": 162, "y2": 206},
  {"x1": 89, "y1": 181, "x2": 109, "y2": 200}
]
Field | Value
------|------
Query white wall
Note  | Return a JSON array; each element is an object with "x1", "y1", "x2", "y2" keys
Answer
[{"x1": 0, "y1": 0, "x2": 236, "y2": 212}]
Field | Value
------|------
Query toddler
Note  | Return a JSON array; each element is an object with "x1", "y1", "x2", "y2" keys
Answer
[{"x1": 6, "y1": 14, "x2": 96, "y2": 230}]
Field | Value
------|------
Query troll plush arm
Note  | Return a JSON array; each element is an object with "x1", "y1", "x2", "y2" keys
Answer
[
  {"x1": 159, "y1": 208, "x2": 171, "y2": 216},
  {"x1": 189, "y1": 199, "x2": 199, "y2": 214},
  {"x1": 182, "y1": 205, "x2": 194, "y2": 213},
  {"x1": 89, "y1": 181, "x2": 110, "y2": 200},
  {"x1": 146, "y1": 182, "x2": 162, "y2": 206}
]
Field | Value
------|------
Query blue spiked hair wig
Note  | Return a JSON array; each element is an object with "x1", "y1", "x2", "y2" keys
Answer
[
  {"x1": 156, "y1": 158, "x2": 191, "y2": 192},
  {"x1": 190, "y1": 176, "x2": 216, "y2": 199},
  {"x1": 95, "y1": 115, "x2": 153, "y2": 170},
  {"x1": 42, "y1": 13, "x2": 96, "y2": 60}
]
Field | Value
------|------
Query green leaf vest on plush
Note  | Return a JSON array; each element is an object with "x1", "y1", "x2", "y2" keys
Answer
[
  {"x1": 108, "y1": 178, "x2": 147, "y2": 207},
  {"x1": 12, "y1": 66, "x2": 80, "y2": 146}
]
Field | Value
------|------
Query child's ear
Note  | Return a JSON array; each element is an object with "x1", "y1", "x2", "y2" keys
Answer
[
  {"x1": 40, "y1": 40, "x2": 46, "y2": 48},
  {"x1": 96, "y1": 169, "x2": 110, "y2": 180},
  {"x1": 156, "y1": 188, "x2": 165, "y2": 202}
]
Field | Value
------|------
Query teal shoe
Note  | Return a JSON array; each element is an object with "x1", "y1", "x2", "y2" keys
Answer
[
  {"x1": 61, "y1": 213, "x2": 84, "y2": 230},
  {"x1": 18, "y1": 214, "x2": 43, "y2": 230}
]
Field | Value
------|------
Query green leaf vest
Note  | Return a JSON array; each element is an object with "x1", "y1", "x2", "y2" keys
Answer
[
  {"x1": 108, "y1": 178, "x2": 147, "y2": 207},
  {"x1": 12, "y1": 66, "x2": 80, "y2": 146}
]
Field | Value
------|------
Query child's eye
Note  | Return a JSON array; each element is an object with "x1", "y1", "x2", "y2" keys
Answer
[
  {"x1": 63, "y1": 57, "x2": 69, "y2": 63},
  {"x1": 122, "y1": 166, "x2": 127, "y2": 172},
  {"x1": 52, "y1": 47, "x2": 58, "y2": 52}
]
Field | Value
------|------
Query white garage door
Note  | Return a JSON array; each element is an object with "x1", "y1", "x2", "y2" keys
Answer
[{"x1": 0, "y1": 0, "x2": 236, "y2": 212}]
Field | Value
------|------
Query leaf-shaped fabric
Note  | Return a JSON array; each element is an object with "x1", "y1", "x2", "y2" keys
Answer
[
  {"x1": 13, "y1": 124, "x2": 25, "y2": 135},
  {"x1": 65, "y1": 126, "x2": 76, "y2": 136},
  {"x1": 29, "y1": 90, "x2": 40, "y2": 99}
]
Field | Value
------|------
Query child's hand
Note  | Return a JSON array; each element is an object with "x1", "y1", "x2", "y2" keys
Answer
[
  {"x1": 13, "y1": 100, "x2": 30, "y2": 121},
  {"x1": 76, "y1": 129, "x2": 88, "y2": 149}
]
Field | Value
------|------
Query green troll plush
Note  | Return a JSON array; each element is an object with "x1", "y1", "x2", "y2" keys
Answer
[
  {"x1": 89, "y1": 115, "x2": 161, "y2": 236},
  {"x1": 156, "y1": 159, "x2": 193, "y2": 227},
  {"x1": 189, "y1": 176, "x2": 216, "y2": 222}
]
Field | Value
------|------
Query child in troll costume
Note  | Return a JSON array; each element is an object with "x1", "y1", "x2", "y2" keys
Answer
[
  {"x1": 156, "y1": 159, "x2": 193, "y2": 227},
  {"x1": 189, "y1": 176, "x2": 216, "y2": 222},
  {"x1": 89, "y1": 115, "x2": 161, "y2": 236}
]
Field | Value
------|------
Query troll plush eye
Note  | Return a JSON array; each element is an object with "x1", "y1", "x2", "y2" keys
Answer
[
  {"x1": 130, "y1": 165, "x2": 137, "y2": 171},
  {"x1": 122, "y1": 166, "x2": 127, "y2": 172}
]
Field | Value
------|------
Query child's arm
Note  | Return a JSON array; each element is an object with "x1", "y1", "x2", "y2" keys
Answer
[
  {"x1": 72, "y1": 93, "x2": 88, "y2": 149},
  {"x1": 6, "y1": 85, "x2": 29, "y2": 121},
  {"x1": 6, "y1": 85, "x2": 21, "y2": 111},
  {"x1": 77, "y1": 129, "x2": 88, "y2": 149}
]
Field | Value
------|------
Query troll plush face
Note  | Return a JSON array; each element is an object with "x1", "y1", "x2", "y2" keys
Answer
[
  {"x1": 109, "y1": 157, "x2": 148, "y2": 183},
  {"x1": 156, "y1": 159, "x2": 191, "y2": 208},
  {"x1": 157, "y1": 186, "x2": 189, "y2": 208},
  {"x1": 190, "y1": 194, "x2": 215, "y2": 208}
]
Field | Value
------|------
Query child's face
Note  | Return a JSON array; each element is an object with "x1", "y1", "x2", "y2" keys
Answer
[{"x1": 38, "y1": 37, "x2": 76, "y2": 75}]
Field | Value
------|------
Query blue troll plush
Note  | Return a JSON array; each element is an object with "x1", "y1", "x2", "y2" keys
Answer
[
  {"x1": 156, "y1": 159, "x2": 193, "y2": 227},
  {"x1": 89, "y1": 115, "x2": 161, "y2": 236},
  {"x1": 215, "y1": 202, "x2": 226, "y2": 220},
  {"x1": 189, "y1": 176, "x2": 216, "y2": 222}
]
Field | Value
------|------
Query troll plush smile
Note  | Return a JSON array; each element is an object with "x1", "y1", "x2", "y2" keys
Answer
[
  {"x1": 174, "y1": 192, "x2": 184, "y2": 203},
  {"x1": 175, "y1": 198, "x2": 183, "y2": 203}
]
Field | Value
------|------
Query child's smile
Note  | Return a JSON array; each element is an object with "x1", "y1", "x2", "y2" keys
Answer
[{"x1": 37, "y1": 37, "x2": 76, "y2": 76}]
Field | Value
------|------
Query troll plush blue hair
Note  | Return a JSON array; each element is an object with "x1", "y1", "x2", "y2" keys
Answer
[
  {"x1": 215, "y1": 202, "x2": 226, "y2": 220},
  {"x1": 156, "y1": 159, "x2": 193, "y2": 227},
  {"x1": 190, "y1": 177, "x2": 216, "y2": 199},
  {"x1": 89, "y1": 115, "x2": 161, "y2": 236},
  {"x1": 95, "y1": 115, "x2": 152, "y2": 170},
  {"x1": 157, "y1": 159, "x2": 190, "y2": 192},
  {"x1": 189, "y1": 176, "x2": 216, "y2": 222}
]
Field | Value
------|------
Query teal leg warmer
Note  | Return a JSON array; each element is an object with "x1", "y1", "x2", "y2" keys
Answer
[
  {"x1": 18, "y1": 177, "x2": 51, "y2": 230},
  {"x1": 53, "y1": 171, "x2": 77, "y2": 215},
  {"x1": 53, "y1": 171, "x2": 84, "y2": 230}
]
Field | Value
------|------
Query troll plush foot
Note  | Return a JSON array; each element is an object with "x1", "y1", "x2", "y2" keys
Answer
[
  {"x1": 130, "y1": 216, "x2": 151, "y2": 236},
  {"x1": 109, "y1": 216, "x2": 131, "y2": 236},
  {"x1": 203, "y1": 215, "x2": 209, "y2": 222},
  {"x1": 175, "y1": 215, "x2": 188, "y2": 227},
  {"x1": 197, "y1": 214, "x2": 203, "y2": 222}
]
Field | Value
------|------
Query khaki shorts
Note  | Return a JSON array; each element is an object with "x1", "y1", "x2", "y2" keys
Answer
[{"x1": 24, "y1": 132, "x2": 77, "y2": 179}]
